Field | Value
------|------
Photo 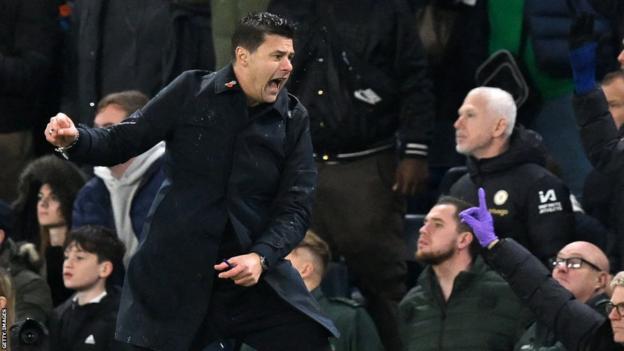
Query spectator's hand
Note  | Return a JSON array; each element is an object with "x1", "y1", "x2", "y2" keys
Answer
[
  {"x1": 45, "y1": 113, "x2": 78, "y2": 147},
  {"x1": 214, "y1": 253, "x2": 263, "y2": 287},
  {"x1": 459, "y1": 187, "x2": 498, "y2": 247},
  {"x1": 569, "y1": 13, "x2": 597, "y2": 94},
  {"x1": 393, "y1": 158, "x2": 428, "y2": 196}
]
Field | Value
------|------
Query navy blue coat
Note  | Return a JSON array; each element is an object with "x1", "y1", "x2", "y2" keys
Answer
[{"x1": 66, "y1": 66, "x2": 337, "y2": 350}]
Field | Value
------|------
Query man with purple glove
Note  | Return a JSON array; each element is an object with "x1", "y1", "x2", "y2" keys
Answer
[
  {"x1": 398, "y1": 195, "x2": 531, "y2": 351},
  {"x1": 460, "y1": 188, "x2": 624, "y2": 350}
]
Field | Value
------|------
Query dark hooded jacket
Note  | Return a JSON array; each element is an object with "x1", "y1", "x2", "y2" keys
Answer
[{"x1": 449, "y1": 127, "x2": 575, "y2": 263}]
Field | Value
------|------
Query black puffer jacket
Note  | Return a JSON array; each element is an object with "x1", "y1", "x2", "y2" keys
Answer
[
  {"x1": 0, "y1": 0, "x2": 59, "y2": 133},
  {"x1": 450, "y1": 127, "x2": 575, "y2": 263}
]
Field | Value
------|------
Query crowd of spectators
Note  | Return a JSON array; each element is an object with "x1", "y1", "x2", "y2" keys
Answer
[{"x1": 3, "y1": 0, "x2": 624, "y2": 350}]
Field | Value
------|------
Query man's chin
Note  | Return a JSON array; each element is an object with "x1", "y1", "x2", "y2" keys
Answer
[
  {"x1": 455, "y1": 145, "x2": 470, "y2": 155},
  {"x1": 416, "y1": 249, "x2": 454, "y2": 266}
]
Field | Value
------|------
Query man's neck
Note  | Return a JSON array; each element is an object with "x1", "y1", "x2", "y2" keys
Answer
[
  {"x1": 304, "y1": 276, "x2": 321, "y2": 292},
  {"x1": 232, "y1": 64, "x2": 258, "y2": 107},
  {"x1": 75, "y1": 281, "x2": 107, "y2": 306},
  {"x1": 432, "y1": 254, "x2": 473, "y2": 301},
  {"x1": 473, "y1": 139, "x2": 510, "y2": 160}
]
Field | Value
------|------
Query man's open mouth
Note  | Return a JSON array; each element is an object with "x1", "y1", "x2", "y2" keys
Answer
[{"x1": 269, "y1": 77, "x2": 287, "y2": 89}]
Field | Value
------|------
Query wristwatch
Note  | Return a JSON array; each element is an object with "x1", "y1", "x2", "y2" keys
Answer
[{"x1": 258, "y1": 254, "x2": 268, "y2": 271}]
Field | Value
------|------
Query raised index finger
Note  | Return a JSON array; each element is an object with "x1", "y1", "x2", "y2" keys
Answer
[{"x1": 478, "y1": 187, "x2": 487, "y2": 212}]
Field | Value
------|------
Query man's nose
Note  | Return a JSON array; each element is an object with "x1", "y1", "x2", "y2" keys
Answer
[
  {"x1": 453, "y1": 116, "x2": 463, "y2": 129},
  {"x1": 609, "y1": 306, "x2": 621, "y2": 320},
  {"x1": 554, "y1": 262, "x2": 568, "y2": 273},
  {"x1": 281, "y1": 57, "x2": 293, "y2": 71}
]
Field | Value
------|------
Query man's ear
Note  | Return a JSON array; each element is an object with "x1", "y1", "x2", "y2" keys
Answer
[
  {"x1": 99, "y1": 261, "x2": 113, "y2": 279},
  {"x1": 0, "y1": 229, "x2": 5, "y2": 246},
  {"x1": 597, "y1": 271, "x2": 610, "y2": 290},
  {"x1": 235, "y1": 46, "x2": 250, "y2": 66},
  {"x1": 298, "y1": 261, "x2": 315, "y2": 280},
  {"x1": 457, "y1": 231, "x2": 473, "y2": 250},
  {"x1": 492, "y1": 117, "x2": 508, "y2": 138}
]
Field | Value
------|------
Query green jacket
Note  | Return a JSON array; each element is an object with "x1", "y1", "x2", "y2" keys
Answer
[
  {"x1": 312, "y1": 288, "x2": 384, "y2": 351},
  {"x1": 399, "y1": 257, "x2": 532, "y2": 351}
]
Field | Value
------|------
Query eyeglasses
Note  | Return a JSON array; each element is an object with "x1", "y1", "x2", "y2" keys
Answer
[
  {"x1": 548, "y1": 257, "x2": 602, "y2": 271},
  {"x1": 606, "y1": 301, "x2": 624, "y2": 317}
]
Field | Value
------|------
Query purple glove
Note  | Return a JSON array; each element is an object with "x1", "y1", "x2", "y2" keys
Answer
[{"x1": 459, "y1": 188, "x2": 498, "y2": 247}]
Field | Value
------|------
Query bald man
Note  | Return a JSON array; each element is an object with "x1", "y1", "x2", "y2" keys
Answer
[{"x1": 515, "y1": 241, "x2": 610, "y2": 350}]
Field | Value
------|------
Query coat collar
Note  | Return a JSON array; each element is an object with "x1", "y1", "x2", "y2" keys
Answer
[
  {"x1": 214, "y1": 64, "x2": 242, "y2": 95},
  {"x1": 211, "y1": 64, "x2": 290, "y2": 120},
  {"x1": 418, "y1": 256, "x2": 487, "y2": 298}
]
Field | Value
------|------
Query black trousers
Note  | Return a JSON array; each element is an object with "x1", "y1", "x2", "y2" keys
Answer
[
  {"x1": 133, "y1": 279, "x2": 331, "y2": 351},
  {"x1": 312, "y1": 151, "x2": 406, "y2": 351}
]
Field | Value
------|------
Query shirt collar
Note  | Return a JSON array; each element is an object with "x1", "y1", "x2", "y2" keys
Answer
[{"x1": 73, "y1": 291, "x2": 108, "y2": 305}]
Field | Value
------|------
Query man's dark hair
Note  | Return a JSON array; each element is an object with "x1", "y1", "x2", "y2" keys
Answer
[
  {"x1": 601, "y1": 69, "x2": 624, "y2": 86},
  {"x1": 231, "y1": 12, "x2": 295, "y2": 59},
  {"x1": 65, "y1": 226, "x2": 125, "y2": 266},
  {"x1": 435, "y1": 196, "x2": 481, "y2": 259},
  {"x1": 96, "y1": 90, "x2": 149, "y2": 117}
]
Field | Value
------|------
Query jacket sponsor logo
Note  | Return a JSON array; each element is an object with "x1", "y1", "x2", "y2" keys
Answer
[
  {"x1": 493, "y1": 190, "x2": 509, "y2": 205},
  {"x1": 224, "y1": 80, "x2": 237, "y2": 88},
  {"x1": 489, "y1": 208, "x2": 509, "y2": 217},
  {"x1": 538, "y1": 189, "x2": 557, "y2": 203},
  {"x1": 538, "y1": 189, "x2": 562, "y2": 214}
]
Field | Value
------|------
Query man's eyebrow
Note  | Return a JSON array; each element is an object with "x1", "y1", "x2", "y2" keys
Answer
[
  {"x1": 271, "y1": 49, "x2": 294, "y2": 56},
  {"x1": 424, "y1": 217, "x2": 444, "y2": 224}
]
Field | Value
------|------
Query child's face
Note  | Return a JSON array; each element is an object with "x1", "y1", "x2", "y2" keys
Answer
[{"x1": 62, "y1": 244, "x2": 105, "y2": 290}]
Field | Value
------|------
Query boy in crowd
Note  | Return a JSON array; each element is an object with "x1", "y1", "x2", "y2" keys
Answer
[{"x1": 50, "y1": 226, "x2": 131, "y2": 351}]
